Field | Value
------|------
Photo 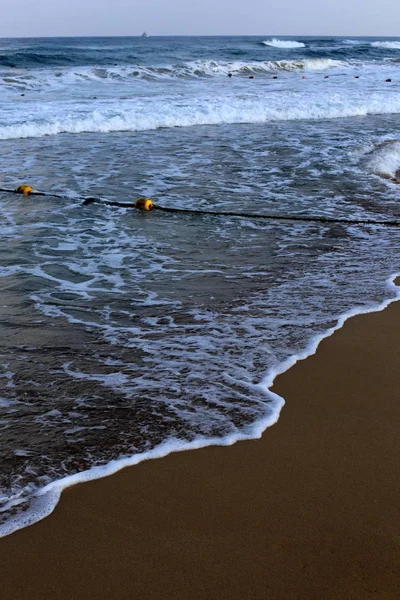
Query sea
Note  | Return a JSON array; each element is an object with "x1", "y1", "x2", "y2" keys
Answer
[{"x1": 1, "y1": 35, "x2": 400, "y2": 536}]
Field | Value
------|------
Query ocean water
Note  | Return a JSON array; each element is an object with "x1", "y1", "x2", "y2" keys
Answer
[{"x1": 1, "y1": 35, "x2": 400, "y2": 536}]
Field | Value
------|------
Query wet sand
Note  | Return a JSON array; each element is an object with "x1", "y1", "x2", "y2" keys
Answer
[{"x1": 1, "y1": 300, "x2": 400, "y2": 599}]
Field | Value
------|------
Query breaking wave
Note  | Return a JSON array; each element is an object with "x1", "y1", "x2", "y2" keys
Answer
[
  {"x1": 0, "y1": 58, "x2": 345, "y2": 91},
  {"x1": 3, "y1": 90, "x2": 400, "y2": 139},
  {"x1": 269, "y1": 58, "x2": 342, "y2": 71},
  {"x1": 366, "y1": 139, "x2": 400, "y2": 178},
  {"x1": 342, "y1": 39, "x2": 363, "y2": 45},
  {"x1": 371, "y1": 41, "x2": 400, "y2": 49},
  {"x1": 185, "y1": 58, "x2": 341, "y2": 74},
  {"x1": 262, "y1": 39, "x2": 306, "y2": 49}
]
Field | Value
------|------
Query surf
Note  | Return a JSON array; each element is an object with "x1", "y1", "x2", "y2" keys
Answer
[{"x1": 262, "y1": 39, "x2": 306, "y2": 49}]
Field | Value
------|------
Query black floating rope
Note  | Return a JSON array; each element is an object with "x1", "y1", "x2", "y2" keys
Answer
[
  {"x1": 153, "y1": 205, "x2": 400, "y2": 227},
  {"x1": 1, "y1": 187, "x2": 400, "y2": 228}
]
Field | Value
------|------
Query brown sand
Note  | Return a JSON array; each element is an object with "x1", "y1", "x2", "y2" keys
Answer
[{"x1": 1, "y1": 301, "x2": 400, "y2": 599}]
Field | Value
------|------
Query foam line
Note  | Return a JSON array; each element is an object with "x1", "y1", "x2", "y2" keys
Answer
[
  {"x1": 0, "y1": 272, "x2": 399, "y2": 539},
  {"x1": 4, "y1": 85, "x2": 400, "y2": 140}
]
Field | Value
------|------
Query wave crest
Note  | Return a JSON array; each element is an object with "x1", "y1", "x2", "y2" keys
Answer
[
  {"x1": 0, "y1": 58, "x2": 344, "y2": 91},
  {"x1": 262, "y1": 39, "x2": 305, "y2": 49},
  {"x1": 371, "y1": 41, "x2": 400, "y2": 49},
  {"x1": 3, "y1": 91, "x2": 400, "y2": 140},
  {"x1": 342, "y1": 39, "x2": 361, "y2": 45}
]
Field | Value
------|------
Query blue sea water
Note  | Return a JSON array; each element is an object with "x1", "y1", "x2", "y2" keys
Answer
[{"x1": 1, "y1": 35, "x2": 400, "y2": 536}]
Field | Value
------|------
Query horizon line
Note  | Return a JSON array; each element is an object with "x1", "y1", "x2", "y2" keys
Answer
[{"x1": 1, "y1": 33, "x2": 400, "y2": 39}]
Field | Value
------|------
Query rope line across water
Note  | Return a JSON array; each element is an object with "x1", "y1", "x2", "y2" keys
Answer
[{"x1": 1, "y1": 186, "x2": 400, "y2": 228}]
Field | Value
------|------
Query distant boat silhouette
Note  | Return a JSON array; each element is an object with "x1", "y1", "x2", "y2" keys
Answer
[{"x1": 141, "y1": 32, "x2": 148, "y2": 37}]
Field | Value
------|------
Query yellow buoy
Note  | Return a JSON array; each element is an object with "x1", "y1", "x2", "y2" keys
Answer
[
  {"x1": 15, "y1": 185, "x2": 33, "y2": 196},
  {"x1": 135, "y1": 197, "x2": 154, "y2": 211}
]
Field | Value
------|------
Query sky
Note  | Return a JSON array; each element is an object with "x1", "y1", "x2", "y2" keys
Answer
[{"x1": 1, "y1": 0, "x2": 400, "y2": 38}]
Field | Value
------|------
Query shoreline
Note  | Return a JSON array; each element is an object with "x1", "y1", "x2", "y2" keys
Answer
[
  {"x1": 1, "y1": 288, "x2": 400, "y2": 597},
  {"x1": 1, "y1": 277, "x2": 399, "y2": 540}
]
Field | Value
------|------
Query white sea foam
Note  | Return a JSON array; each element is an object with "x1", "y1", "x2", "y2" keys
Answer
[
  {"x1": 2, "y1": 88, "x2": 400, "y2": 139},
  {"x1": 0, "y1": 271, "x2": 399, "y2": 539},
  {"x1": 262, "y1": 39, "x2": 306, "y2": 49},
  {"x1": 366, "y1": 139, "x2": 400, "y2": 177},
  {"x1": 371, "y1": 41, "x2": 400, "y2": 49}
]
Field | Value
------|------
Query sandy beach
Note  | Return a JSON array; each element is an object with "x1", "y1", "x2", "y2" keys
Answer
[{"x1": 0, "y1": 297, "x2": 399, "y2": 599}]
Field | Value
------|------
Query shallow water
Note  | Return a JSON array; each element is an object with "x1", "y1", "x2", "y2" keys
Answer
[{"x1": 1, "y1": 36, "x2": 400, "y2": 535}]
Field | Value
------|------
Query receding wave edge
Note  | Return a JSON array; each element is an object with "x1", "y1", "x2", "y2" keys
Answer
[{"x1": 1, "y1": 272, "x2": 399, "y2": 538}]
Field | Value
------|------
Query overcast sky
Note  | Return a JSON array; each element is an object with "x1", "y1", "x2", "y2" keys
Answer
[{"x1": 1, "y1": 0, "x2": 400, "y2": 38}]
